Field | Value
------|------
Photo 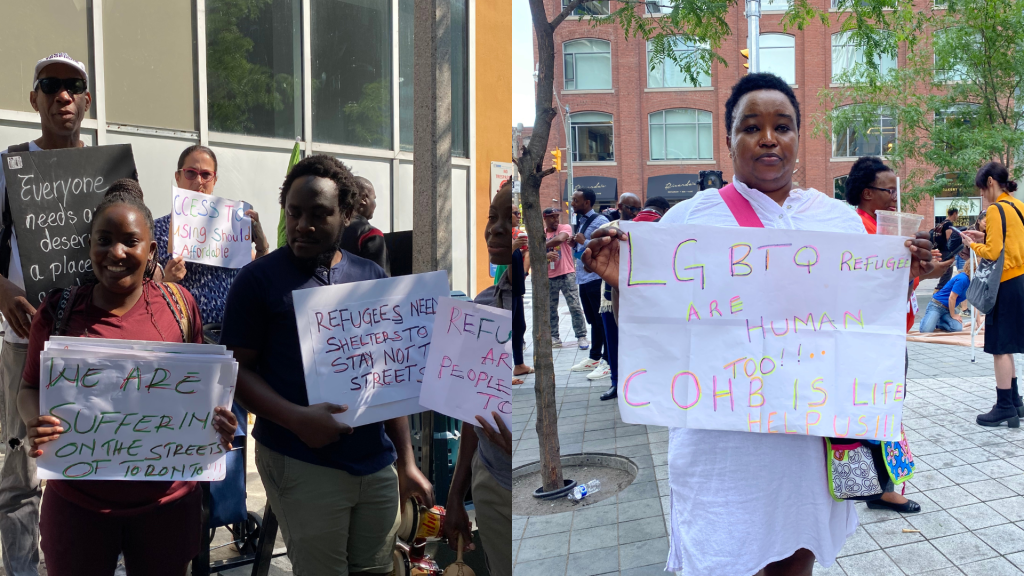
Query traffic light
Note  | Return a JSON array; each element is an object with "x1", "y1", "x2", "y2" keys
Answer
[
  {"x1": 741, "y1": 49, "x2": 750, "y2": 70},
  {"x1": 551, "y1": 149, "x2": 562, "y2": 171}
]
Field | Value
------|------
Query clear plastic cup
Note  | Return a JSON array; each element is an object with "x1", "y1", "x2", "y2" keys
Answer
[{"x1": 875, "y1": 211, "x2": 924, "y2": 237}]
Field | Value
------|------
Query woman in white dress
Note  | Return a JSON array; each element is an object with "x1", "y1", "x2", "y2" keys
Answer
[{"x1": 582, "y1": 73, "x2": 935, "y2": 576}]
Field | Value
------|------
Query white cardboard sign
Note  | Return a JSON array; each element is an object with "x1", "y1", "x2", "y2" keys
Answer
[
  {"x1": 617, "y1": 222, "x2": 909, "y2": 441},
  {"x1": 37, "y1": 342, "x2": 237, "y2": 481},
  {"x1": 420, "y1": 297, "x2": 514, "y2": 427},
  {"x1": 169, "y1": 187, "x2": 254, "y2": 268},
  {"x1": 294, "y1": 271, "x2": 449, "y2": 426}
]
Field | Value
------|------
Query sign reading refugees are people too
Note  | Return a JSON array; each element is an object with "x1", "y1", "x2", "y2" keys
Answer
[
  {"x1": 170, "y1": 187, "x2": 254, "y2": 268},
  {"x1": 617, "y1": 222, "x2": 910, "y2": 441},
  {"x1": 294, "y1": 271, "x2": 449, "y2": 427},
  {"x1": 420, "y1": 298, "x2": 513, "y2": 427},
  {"x1": 1, "y1": 145, "x2": 137, "y2": 306},
  {"x1": 37, "y1": 338, "x2": 237, "y2": 481}
]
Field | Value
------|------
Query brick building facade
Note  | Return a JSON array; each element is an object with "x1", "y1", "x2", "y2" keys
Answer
[{"x1": 535, "y1": 0, "x2": 958, "y2": 227}]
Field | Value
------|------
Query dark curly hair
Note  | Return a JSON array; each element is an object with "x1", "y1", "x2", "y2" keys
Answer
[
  {"x1": 724, "y1": 73, "x2": 801, "y2": 137},
  {"x1": 843, "y1": 156, "x2": 892, "y2": 206},
  {"x1": 644, "y1": 196, "x2": 671, "y2": 213},
  {"x1": 279, "y1": 154, "x2": 359, "y2": 216}
]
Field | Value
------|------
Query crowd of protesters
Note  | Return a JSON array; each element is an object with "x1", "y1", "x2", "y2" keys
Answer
[{"x1": 0, "y1": 51, "x2": 512, "y2": 576}]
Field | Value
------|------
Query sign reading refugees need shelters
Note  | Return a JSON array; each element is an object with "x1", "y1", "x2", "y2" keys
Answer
[
  {"x1": 170, "y1": 187, "x2": 254, "y2": 268},
  {"x1": 37, "y1": 338, "x2": 237, "y2": 481},
  {"x1": 294, "y1": 271, "x2": 449, "y2": 426},
  {"x1": 420, "y1": 297, "x2": 513, "y2": 427},
  {"x1": 617, "y1": 222, "x2": 910, "y2": 441},
  {"x1": 1, "y1": 145, "x2": 137, "y2": 306}
]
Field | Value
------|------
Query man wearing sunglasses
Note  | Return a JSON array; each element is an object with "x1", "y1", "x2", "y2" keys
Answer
[{"x1": 0, "y1": 52, "x2": 91, "y2": 576}]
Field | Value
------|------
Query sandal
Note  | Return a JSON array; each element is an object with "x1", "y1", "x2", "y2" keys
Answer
[
  {"x1": 514, "y1": 366, "x2": 535, "y2": 377},
  {"x1": 866, "y1": 498, "x2": 921, "y2": 513}
]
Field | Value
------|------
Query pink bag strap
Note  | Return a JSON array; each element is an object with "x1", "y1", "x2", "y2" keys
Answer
[{"x1": 719, "y1": 183, "x2": 764, "y2": 228}]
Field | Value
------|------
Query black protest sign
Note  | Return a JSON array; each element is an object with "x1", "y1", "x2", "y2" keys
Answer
[{"x1": 1, "y1": 145, "x2": 137, "y2": 306}]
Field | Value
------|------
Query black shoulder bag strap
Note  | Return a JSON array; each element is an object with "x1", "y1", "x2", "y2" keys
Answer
[
  {"x1": 999, "y1": 200, "x2": 1024, "y2": 229},
  {"x1": 51, "y1": 286, "x2": 79, "y2": 337},
  {"x1": 1, "y1": 142, "x2": 31, "y2": 278}
]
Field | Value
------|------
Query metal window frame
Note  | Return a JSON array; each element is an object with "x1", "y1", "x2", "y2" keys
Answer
[{"x1": 569, "y1": 113, "x2": 614, "y2": 163}]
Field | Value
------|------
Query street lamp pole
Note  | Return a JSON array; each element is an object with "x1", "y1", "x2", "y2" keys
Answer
[{"x1": 747, "y1": 0, "x2": 761, "y2": 73}]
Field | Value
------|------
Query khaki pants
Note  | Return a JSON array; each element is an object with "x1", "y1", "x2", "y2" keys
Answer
[
  {"x1": 255, "y1": 442, "x2": 400, "y2": 576},
  {"x1": 472, "y1": 453, "x2": 511, "y2": 576}
]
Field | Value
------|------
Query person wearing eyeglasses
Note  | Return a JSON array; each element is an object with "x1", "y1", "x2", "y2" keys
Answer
[
  {"x1": 152, "y1": 145, "x2": 270, "y2": 329},
  {"x1": 0, "y1": 52, "x2": 94, "y2": 576}
]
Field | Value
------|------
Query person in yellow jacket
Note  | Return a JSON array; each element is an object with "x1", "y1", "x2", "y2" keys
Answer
[{"x1": 964, "y1": 161, "x2": 1024, "y2": 427}]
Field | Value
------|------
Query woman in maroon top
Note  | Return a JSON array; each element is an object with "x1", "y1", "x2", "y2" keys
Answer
[{"x1": 17, "y1": 179, "x2": 237, "y2": 576}]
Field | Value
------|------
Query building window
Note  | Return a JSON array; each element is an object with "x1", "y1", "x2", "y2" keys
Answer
[
  {"x1": 570, "y1": 112, "x2": 614, "y2": 162},
  {"x1": 934, "y1": 104, "x2": 978, "y2": 152},
  {"x1": 647, "y1": 38, "x2": 710, "y2": 88},
  {"x1": 833, "y1": 108, "x2": 896, "y2": 158},
  {"x1": 103, "y1": 1, "x2": 196, "y2": 130},
  {"x1": 206, "y1": 0, "x2": 302, "y2": 139},
  {"x1": 759, "y1": 34, "x2": 795, "y2": 85},
  {"x1": 831, "y1": 32, "x2": 896, "y2": 83},
  {"x1": 563, "y1": 0, "x2": 610, "y2": 15},
  {"x1": 934, "y1": 29, "x2": 972, "y2": 83},
  {"x1": 399, "y1": 0, "x2": 414, "y2": 151},
  {"x1": 563, "y1": 39, "x2": 612, "y2": 90},
  {"x1": 311, "y1": 0, "x2": 392, "y2": 149},
  {"x1": 834, "y1": 175, "x2": 848, "y2": 201},
  {"x1": 761, "y1": 0, "x2": 790, "y2": 10},
  {"x1": 649, "y1": 109, "x2": 713, "y2": 160}
]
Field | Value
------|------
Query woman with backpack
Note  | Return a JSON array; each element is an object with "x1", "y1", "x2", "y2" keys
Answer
[
  {"x1": 16, "y1": 179, "x2": 237, "y2": 575},
  {"x1": 963, "y1": 162, "x2": 1024, "y2": 427}
]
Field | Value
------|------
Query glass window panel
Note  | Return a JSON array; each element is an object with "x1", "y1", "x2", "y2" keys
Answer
[
  {"x1": 698, "y1": 124, "x2": 713, "y2": 158},
  {"x1": 760, "y1": 35, "x2": 795, "y2": 85},
  {"x1": 312, "y1": 0, "x2": 392, "y2": 149},
  {"x1": 647, "y1": 60, "x2": 664, "y2": 88},
  {"x1": 207, "y1": 0, "x2": 302, "y2": 139},
  {"x1": 0, "y1": 1, "x2": 92, "y2": 115},
  {"x1": 645, "y1": 1, "x2": 671, "y2": 13},
  {"x1": 104, "y1": 0, "x2": 195, "y2": 130},
  {"x1": 574, "y1": 53, "x2": 611, "y2": 89},
  {"x1": 698, "y1": 110, "x2": 712, "y2": 123},
  {"x1": 650, "y1": 125, "x2": 665, "y2": 160},
  {"x1": 762, "y1": 0, "x2": 789, "y2": 8},
  {"x1": 450, "y1": 0, "x2": 468, "y2": 157},
  {"x1": 834, "y1": 176, "x2": 848, "y2": 201},
  {"x1": 562, "y1": 0, "x2": 610, "y2": 16},
  {"x1": 572, "y1": 121, "x2": 614, "y2": 162},
  {"x1": 665, "y1": 109, "x2": 694, "y2": 123},
  {"x1": 565, "y1": 39, "x2": 609, "y2": 54},
  {"x1": 571, "y1": 112, "x2": 612, "y2": 123},
  {"x1": 670, "y1": 125, "x2": 697, "y2": 159},
  {"x1": 399, "y1": 0, "x2": 414, "y2": 151},
  {"x1": 760, "y1": 34, "x2": 794, "y2": 49}
]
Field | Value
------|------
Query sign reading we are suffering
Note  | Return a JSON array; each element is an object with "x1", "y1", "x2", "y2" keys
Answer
[
  {"x1": 617, "y1": 222, "x2": 910, "y2": 442},
  {"x1": 170, "y1": 187, "x2": 254, "y2": 268},
  {"x1": 37, "y1": 338, "x2": 237, "y2": 481},
  {"x1": 294, "y1": 271, "x2": 449, "y2": 427}
]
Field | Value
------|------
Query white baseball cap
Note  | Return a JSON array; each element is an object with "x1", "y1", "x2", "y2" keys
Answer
[{"x1": 33, "y1": 53, "x2": 89, "y2": 90}]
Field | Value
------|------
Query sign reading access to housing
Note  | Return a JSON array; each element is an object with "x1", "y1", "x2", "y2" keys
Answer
[
  {"x1": 170, "y1": 187, "x2": 254, "y2": 268},
  {"x1": 616, "y1": 222, "x2": 910, "y2": 441},
  {"x1": 1, "y1": 145, "x2": 137, "y2": 306},
  {"x1": 37, "y1": 338, "x2": 237, "y2": 481},
  {"x1": 294, "y1": 271, "x2": 449, "y2": 426},
  {"x1": 420, "y1": 297, "x2": 513, "y2": 428}
]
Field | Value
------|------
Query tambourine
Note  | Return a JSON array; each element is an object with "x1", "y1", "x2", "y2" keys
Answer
[
  {"x1": 393, "y1": 541, "x2": 441, "y2": 576},
  {"x1": 397, "y1": 498, "x2": 446, "y2": 543}
]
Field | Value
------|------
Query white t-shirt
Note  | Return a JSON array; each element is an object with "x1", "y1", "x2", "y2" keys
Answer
[
  {"x1": 0, "y1": 141, "x2": 43, "y2": 344},
  {"x1": 661, "y1": 178, "x2": 865, "y2": 576}
]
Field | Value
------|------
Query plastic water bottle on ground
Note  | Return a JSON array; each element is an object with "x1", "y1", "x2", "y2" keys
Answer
[{"x1": 568, "y1": 480, "x2": 601, "y2": 502}]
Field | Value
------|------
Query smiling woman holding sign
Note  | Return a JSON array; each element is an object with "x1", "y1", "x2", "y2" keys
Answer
[
  {"x1": 153, "y1": 145, "x2": 270, "y2": 326},
  {"x1": 16, "y1": 179, "x2": 237, "y2": 575},
  {"x1": 584, "y1": 74, "x2": 935, "y2": 576}
]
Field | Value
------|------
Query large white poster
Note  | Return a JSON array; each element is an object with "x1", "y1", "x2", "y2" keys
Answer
[
  {"x1": 617, "y1": 222, "x2": 909, "y2": 441},
  {"x1": 38, "y1": 339, "x2": 237, "y2": 481},
  {"x1": 294, "y1": 271, "x2": 449, "y2": 426},
  {"x1": 420, "y1": 297, "x2": 513, "y2": 427},
  {"x1": 169, "y1": 187, "x2": 254, "y2": 268}
]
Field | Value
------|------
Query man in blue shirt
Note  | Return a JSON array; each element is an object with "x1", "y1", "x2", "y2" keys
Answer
[
  {"x1": 568, "y1": 188, "x2": 610, "y2": 375},
  {"x1": 221, "y1": 155, "x2": 433, "y2": 574},
  {"x1": 920, "y1": 265, "x2": 971, "y2": 333}
]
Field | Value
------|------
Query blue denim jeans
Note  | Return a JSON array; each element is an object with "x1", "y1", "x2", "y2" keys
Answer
[{"x1": 919, "y1": 300, "x2": 964, "y2": 333}]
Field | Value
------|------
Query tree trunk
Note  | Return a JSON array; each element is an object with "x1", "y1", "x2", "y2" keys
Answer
[{"x1": 513, "y1": 0, "x2": 584, "y2": 493}]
